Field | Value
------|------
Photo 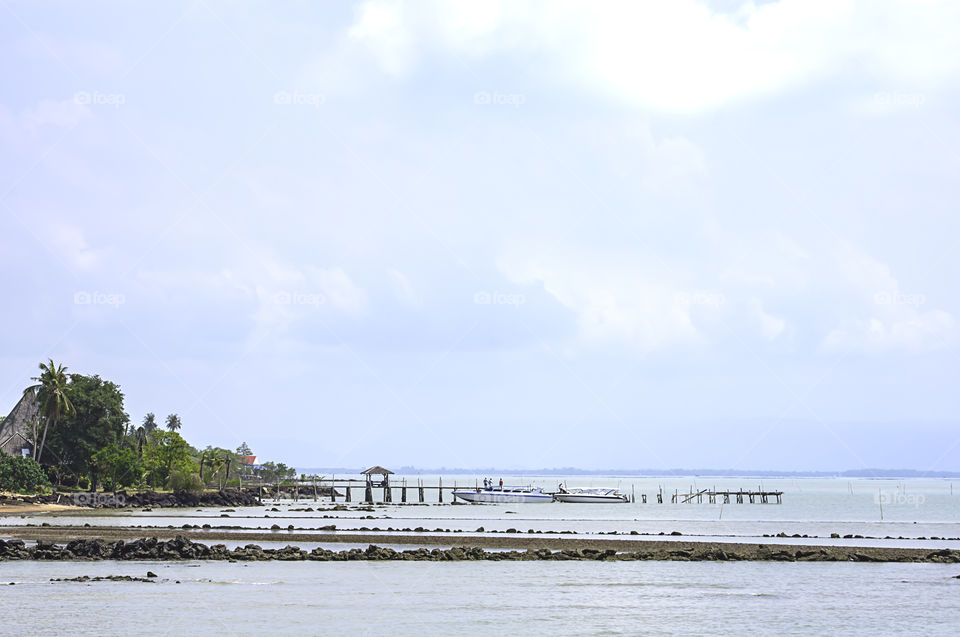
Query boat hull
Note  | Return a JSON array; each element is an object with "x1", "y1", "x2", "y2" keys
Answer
[
  {"x1": 553, "y1": 493, "x2": 628, "y2": 503},
  {"x1": 453, "y1": 490, "x2": 553, "y2": 504}
]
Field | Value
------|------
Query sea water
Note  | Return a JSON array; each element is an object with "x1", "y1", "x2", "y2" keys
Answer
[
  {"x1": 2, "y1": 477, "x2": 960, "y2": 635},
  {"x1": 6, "y1": 477, "x2": 959, "y2": 547},
  {"x1": 1, "y1": 559, "x2": 958, "y2": 636}
]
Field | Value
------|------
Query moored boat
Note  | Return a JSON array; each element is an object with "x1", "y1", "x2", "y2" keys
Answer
[
  {"x1": 553, "y1": 486, "x2": 629, "y2": 503},
  {"x1": 452, "y1": 485, "x2": 553, "y2": 503}
]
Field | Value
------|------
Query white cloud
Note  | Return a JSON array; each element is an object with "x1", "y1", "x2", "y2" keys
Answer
[
  {"x1": 328, "y1": 0, "x2": 960, "y2": 113},
  {"x1": 498, "y1": 245, "x2": 704, "y2": 353},
  {"x1": 821, "y1": 244, "x2": 955, "y2": 353}
]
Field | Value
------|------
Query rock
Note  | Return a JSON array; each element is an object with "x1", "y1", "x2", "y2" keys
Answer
[{"x1": 146, "y1": 571, "x2": 158, "y2": 578}]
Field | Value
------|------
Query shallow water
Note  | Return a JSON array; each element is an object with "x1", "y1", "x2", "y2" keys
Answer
[
  {"x1": 4, "y1": 476, "x2": 960, "y2": 635},
  {"x1": 6, "y1": 477, "x2": 959, "y2": 549},
  {"x1": 2, "y1": 559, "x2": 959, "y2": 636}
]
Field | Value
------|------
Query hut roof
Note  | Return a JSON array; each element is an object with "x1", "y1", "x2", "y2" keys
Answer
[{"x1": 361, "y1": 465, "x2": 394, "y2": 475}]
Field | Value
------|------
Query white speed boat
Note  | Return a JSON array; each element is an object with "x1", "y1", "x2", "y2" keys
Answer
[
  {"x1": 553, "y1": 487, "x2": 629, "y2": 503},
  {"x1": 452, "y1": 485, "x2": 553, "y2": 503}
]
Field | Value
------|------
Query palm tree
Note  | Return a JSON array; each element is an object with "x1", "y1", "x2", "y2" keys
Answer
[
  {"x1": 142, "y1": 413, "x2": 157, "y2": 434},
  {"x1": 165, "y1": 413, "x2": 182, "y2": 432},
  {"x1": 22, "y1": 359, "x2": 75, "y2": 463},
  {"x1": 135, "y1": 426, "x2": 148, "y2": 458}
]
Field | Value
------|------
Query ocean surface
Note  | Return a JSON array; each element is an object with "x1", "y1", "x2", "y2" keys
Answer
[
  {"x1": 2, "y1": 476, "x2": 959, "y2": 635},
  {"x1": 6, "y1": 476, "x2": 959, "y2": 546},
  {"x1": 2, "y1": 560, "x2": 959, "y2": 636}
]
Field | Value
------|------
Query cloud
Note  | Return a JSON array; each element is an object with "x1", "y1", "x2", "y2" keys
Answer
[
  {"x1": 498, "y1": 244, "x2": 705, "y2": 353},
  {"x1": 324, "y1": 0, "x2": 960, "y2": 112},
  {"x1": 821, "y1": 245, "x2": 955, "y2": 353}
]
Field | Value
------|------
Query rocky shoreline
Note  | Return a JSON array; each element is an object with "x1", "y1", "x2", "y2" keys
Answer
[
  {"x1": 2, "y1": 488, "x2": 261, "y2": 509},
  {"x1": 2, "y1": 535, "x2": 959, "y2": 563}
]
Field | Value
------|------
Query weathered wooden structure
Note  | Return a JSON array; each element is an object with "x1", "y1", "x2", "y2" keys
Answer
[{"x1": 253, "y1": 475, "x2": 784, "y2": 506}]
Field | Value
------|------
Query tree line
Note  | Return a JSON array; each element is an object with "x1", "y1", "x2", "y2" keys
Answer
[{"x1": 1, "y1": 360, "x2": 296, "y2": 493}]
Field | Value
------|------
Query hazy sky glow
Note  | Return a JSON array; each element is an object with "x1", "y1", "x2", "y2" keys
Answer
[{"x1": 1, "y1": 1, "x2": 958, "y2": 471}]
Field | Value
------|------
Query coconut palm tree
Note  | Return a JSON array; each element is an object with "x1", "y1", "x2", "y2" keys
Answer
[
  {"x1": 135, "y1": 425, "x2": 148, "y2": 458},
  {"x1": 164, "y1": 413, "x2": 182, "y2": 432},
  {"x1": 22, "y1": 359, "x2": 75, "y2": 463},
  {"x1": 142, "y1": 412, "x2": 158, "y2": 434}
]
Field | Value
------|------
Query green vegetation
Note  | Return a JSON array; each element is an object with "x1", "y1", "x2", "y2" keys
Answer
[
  {"x1": 90, "y1": 443, "x2": 141, "y2": 491},
  {"x1": 167, "y1": 468, "x2": 204, "y2": 493},
  {"x1": 142, "y1": 430, "x2": 193, "y2": 487},
  {"x1": 2, "y1": 360, "x2": 296, "y2": 493},
  {"x1": 0, "y1": 455, "x2": 51, "y2": 492},
  {"x1": 42, "y1": 372, "x2": 129, "y2": 485},
  {"x1": 164, "y1": 413, "x2": 182, "y2": 432},
  {"x1": 22, "y1": 359, "x2": 75, "y2": 462}
]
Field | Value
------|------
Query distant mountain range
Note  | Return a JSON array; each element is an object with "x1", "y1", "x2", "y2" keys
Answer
[{"x1": 294, "y1": 466, "x2": 960, "y2": 478}]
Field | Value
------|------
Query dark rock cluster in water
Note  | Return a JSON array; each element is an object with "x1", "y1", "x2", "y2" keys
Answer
[
  {"x1": 2, "y1": 536, "x2": 960, "y2": 563},
  {"x1": 49, "y1": 574, "x2": 156, "y2": 583}
]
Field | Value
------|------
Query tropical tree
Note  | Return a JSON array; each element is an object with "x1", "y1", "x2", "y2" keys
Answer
[
  {"x1": 165, "y1": 413, "x2": 182, "y2": 432},
  {"x1": 142, "y1": 430, "x2": 193, "y2": 487},
  {"x1": 42, "y1": 374, "x2": 129, "y2": 485},
  {"x1": 22, "y1": 359, "x2": 75, "y2": 463},
  {"x1": 135, "y1": 426, "x2": 148, "y2": 458},
  {"x1": 91, "y1": 443, "x2": 141, "y2": 491},
  {"x1": 142, "y1": 412, "x2": 158, "y2": 434},
  {"x1": 200, "y1": 447, "x2": 235, "y2": 488}
]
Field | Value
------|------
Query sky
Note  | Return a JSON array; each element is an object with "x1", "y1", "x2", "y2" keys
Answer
[{"x1": 1, "y1": 0, "x2": 958, "y2": 472}]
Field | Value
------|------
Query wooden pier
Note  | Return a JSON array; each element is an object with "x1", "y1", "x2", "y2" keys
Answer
[
  {"x1": 670, "y1": 487, "x2": 783, "y2": 504},
  {"x1": 254, "y1": 475, "x2": 783, "y2": 506}
]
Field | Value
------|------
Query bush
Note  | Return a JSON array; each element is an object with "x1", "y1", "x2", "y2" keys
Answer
[
  {"x1": 167, "y1": 469, "x2": 204, "y2": 494},
  {"x1": 78, "y1": 476, "x2": 91, "y2": 490},
  {"x1": 0, "y1": 454, "x2": 52, "y2": 493}
]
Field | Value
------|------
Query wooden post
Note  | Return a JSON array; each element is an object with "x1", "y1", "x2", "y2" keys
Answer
[
  {"x1": 419, "y1": 479, "x2": 425, "y2": 503},
  {"x1": 345, "y1": 484, "x2": 351, "y2": 502},
  {"x1": 631, "y1": 485, "x2": 635, "y2": 503},
  {"x1": 438, "y1": 476, "x2": 443, "y2": 503},
  {"x1": 364, "y1": 478, "x2": 373, "y2": 504},
  {"x1": 402, "y1": 480, "x2": 407, "y2": 503},
  {"x1": 641, "y1": 494, "x2": 647, "y2": 504}
]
